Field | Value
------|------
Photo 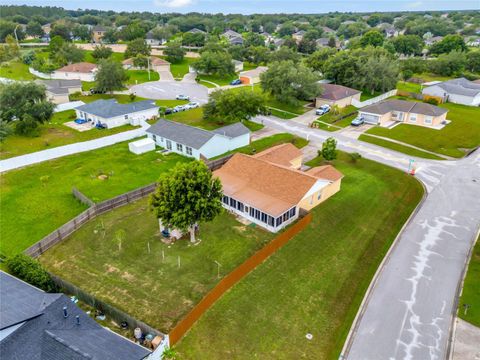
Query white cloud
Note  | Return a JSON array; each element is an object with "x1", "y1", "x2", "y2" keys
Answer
[{"x1": 154, "y1": 0, "x2": 195, "y2": 8}]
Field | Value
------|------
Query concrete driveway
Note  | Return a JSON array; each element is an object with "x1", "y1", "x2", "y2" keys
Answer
[
  {"x1": 158, "y1": 71, "x2": 174, "y2": 81},
  {"x1": 130, "y1": 80, "x2": 209, "y2": 104},
  {"x1": 339, "y1": 123, "x2": 374, "y2": 139}
]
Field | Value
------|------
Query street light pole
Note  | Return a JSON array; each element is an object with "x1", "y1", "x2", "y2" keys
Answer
[
  {"x1": 147, "y1": 56, "x2": 151, "y2": 81},
  {"x1": 14, "y1": 24, "x2": 20, "y2": 46}
]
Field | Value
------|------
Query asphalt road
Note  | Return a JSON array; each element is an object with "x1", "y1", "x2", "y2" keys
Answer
[
  {"x1": 130, "y1": 80, "x2": 209, "y2": 104},
  {"x1": 254, "y1": 115, "x2": 480, "y2": 360}
]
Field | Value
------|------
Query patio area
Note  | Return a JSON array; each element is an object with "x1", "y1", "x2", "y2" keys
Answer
[{"x1": 64, "y1": 120, "x2": 96, "y2": 132}]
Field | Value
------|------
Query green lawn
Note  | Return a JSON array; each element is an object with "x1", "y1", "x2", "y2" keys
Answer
[
  {"x1": 414, "y1": 73, "x2": 453, "y2": 83},
  {"x1": 126, "y1": 70, "x2": 159, "y2": 85},
  {"x1": 213, "y1": 133, "x2": 308, "y2": 159},
  {"x1": 39, "y1": 199, "x2": 274, "y2": 333},
  {"x1": 396, "y1": 81, "x2": 422, "y2": 94},
  {"x1": 359, "y1": 134, "x2": 445, "y2": 160},
  {"x1": 198, "y1": 73, "x2": 237, "y2": 87},
  {"x1": 0, "y1": 110, "x2": 140, "y2": 159},
  {"x1": 175, "y1": 152, "x2": 424, "y2": 359},
  {"x1": 0, "y1": 142, "x2": 189, "y2": 257},
  {"x1": 166, "y1": 57, "x2": 196, "y2": 79},
  {"x1": 458, "y1": 237, "x2": 480, "y2": 327},
  {"x1": 0, "y1": 61, "x2": 36, "y2": 80},
  {"x1": 319, "y1": 105, "x2": 358, "y2": 128},
  {"x1": 366, "y1": 102, "x2": 480, "y2": 158},
  {"x1": 360, "y1": 90, "x2": 384, "y2": 101}
]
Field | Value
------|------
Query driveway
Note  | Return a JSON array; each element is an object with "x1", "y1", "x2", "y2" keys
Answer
[
  {"x1": 253, "y1": 115, "x2": 480, "y2": 360},
  {"x1": 130, "y1": 80, "x2": 209, "y2": 104},
  {"x1": 291, "y1": 108, "x2": 317, "y2": 125},
  {"x1": 158, "y1": 71, "x2": 174, "y2": 82},
  {"x1": 339, "y1": 123, "x2": 374, "y2": 139}
]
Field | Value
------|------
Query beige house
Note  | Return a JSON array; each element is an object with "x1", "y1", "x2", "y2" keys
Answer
[
  {"x1": 239, "y1": 66, "x2": 268, "y2": 85},
  {"x1": 38, "y1": 79, "x2": 82, "y2": 104},
  {"x1": 292, "y1": 30, "x2": 306, "y2": 43},
  {"x1": 122, "y1": 56, "x2": 171, "y2": 72},
  {"x1": 92, "y1": 26, "x2": 107, "y2": 43},
  {"x1": 316, "y1": 84, "x2": 361, "y2": 108},
  {"x1": 214, "y1": 143, "x2": 343, "y2": 232},
  {"x1": 53, "y1": 62, "x2": 97, "y2": 82},
  {"x1": 359, "y1": 100, "x2": 448, "y2": 128}
]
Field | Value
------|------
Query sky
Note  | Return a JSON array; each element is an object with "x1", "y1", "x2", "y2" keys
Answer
[{"x1": 3, "y1": 0, "x2": 479, "y2": 14}]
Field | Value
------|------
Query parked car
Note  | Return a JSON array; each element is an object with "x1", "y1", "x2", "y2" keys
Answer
[
  {"x1": 186, "y1": 102, "x2": 200, "y2": 109},
  {"x1": 176, "y1": 94, "x2": 190, "y2": 100},
  {"x1": 351, "y1": 116, "x2": 365, "y2": 126},
  {"x1": 164, "y1": 108, "x2": 173, "y2": 115},
  {"x1": 173, "y1": 105, "x2": 186, "y2": 113},
  {"x1": 230, "y1": 79, "x2": 242, "y2": 85},
  {"x1": 90, "y1": 88, "x2": 106, "y2": 94},
  {"x1": 74, "y1": 119, "x2": 87, "y2": 124},
  {"x1": 315, "y1": 104, "x2": 331, "y2": 116},
  {"x1": 95, "y1": 123, "x2": 107, "y2": 129}
]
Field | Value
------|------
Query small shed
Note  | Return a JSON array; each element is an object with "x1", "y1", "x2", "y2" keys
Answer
[{"x1": 129, "y1": 138, "x2": 156, "y2": 155}]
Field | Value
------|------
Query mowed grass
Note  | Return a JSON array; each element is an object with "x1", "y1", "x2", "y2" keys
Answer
[
  {"x1": 40, "y1": 199, "x2": 275, "y2": 332},
  {"x1": 0, "y1": 61, "x2": 36, "y2": 80},
  {"x1": 175, "y1": 152, "x2": 424, "y2": 359},
  {"x1": 366, "y1": 101, "x2": 480, "y2": 158},
  {"x1": 396, "y1": 81, "x2": 422, "y2": 94},
  {"x1": 458, "y1": 237, "x2": 480, "y2": 327},
  {"x1": 165, "y1": 57, "x2": 196, "y2": 79},
  {"x1": 0, "y1": 142, "x2": 189, "y2": 256},
  {"x1": 0, "y1": 110, "x2": 139, "y2": 159},
  {"x1": 126, "y1": 70, "x2": 160, "y2": 85},
  {"x1": 359, "y1": 134, "x2": 446, "y2": 160}
]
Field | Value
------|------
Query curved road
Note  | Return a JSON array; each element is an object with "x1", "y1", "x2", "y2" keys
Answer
[{"x1": 253, "y1": 115, "x2": 480, "y2": 360}]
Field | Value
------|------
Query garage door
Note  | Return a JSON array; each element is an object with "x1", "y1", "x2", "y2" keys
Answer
[{"x1": 362, "y1": 113, "x2": 380, "y2": 124}]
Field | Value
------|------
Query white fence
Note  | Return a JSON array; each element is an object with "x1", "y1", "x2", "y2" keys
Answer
[
  {"x1": 29, "y1": 67, "x2": 53, "y2": 79},
  {"x1": 54, "y1": 101, "x2": 85, "y2": 113},
  {"x1": 352, "y1": 89, "x2": 398, "y2": 108}
]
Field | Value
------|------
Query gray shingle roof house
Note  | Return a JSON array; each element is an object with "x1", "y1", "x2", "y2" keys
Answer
[
  {"x1": 0, "y1": 271, "x2": 151, "y2": 360},
  {"x1": 359, "y1": 99, "x2": 448, "y2": 128},
  {"x1": 37, "y1": 79, "x2": 82, "y2": 104},
  {"x1": 146, "y1": 119, "x2": 250, "y2": 159},
  {"x1": 422, "y1": 78, "x2": 480, "y2": 106},
  {"x1": 75, "y1": 99, "x2": 159, "y2": 129}
]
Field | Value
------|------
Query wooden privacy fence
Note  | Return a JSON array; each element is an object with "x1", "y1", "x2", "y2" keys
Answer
[
  {"x1": 169, "y1": 212, "x2": 313, "y2": 345},
  {"x1": 24, "y1": 183, "x2": 157, "y2": 258},
  {"x1": 51, "y1": 274, "x2": 164, "y2": 338}
]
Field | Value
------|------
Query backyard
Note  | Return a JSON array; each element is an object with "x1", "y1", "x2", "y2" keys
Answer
[
  {"x1": 458, "y1": 236, "x2": 480, "y2": 327},
  {"x1": 174, "y1": 152, "x2": 424, "y2": 359},
  {"x1": 365, "y1": 100, "x2": 480, "y2": 158},
  {"x1": 0, "y1": 141, "x2": 189, "y2": 256},
  {"x1": 39, "y1": 199, "x2": 275, "y2": 332},
  {"x1": 0, "y1": 60, "x2": 36, "y2": 80}
]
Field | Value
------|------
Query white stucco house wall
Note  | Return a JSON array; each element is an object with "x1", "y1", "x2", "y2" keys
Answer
[
  {"x1": 53, "y1": 62, "x2": 98, "y2": 82},
  {"x1": 422, "y1": 78, "x2": 480, "y2": 106},
  {"x1": 75, "y1": 99, "x2": 159, "y2": 129},
  {"x1": 146, "y1": 119, "x2": 250, "y2": 160}
]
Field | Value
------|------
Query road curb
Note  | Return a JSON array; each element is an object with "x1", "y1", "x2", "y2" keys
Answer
[{"x1": 339, "y1": 177, "x2": 428, "y2": 359}]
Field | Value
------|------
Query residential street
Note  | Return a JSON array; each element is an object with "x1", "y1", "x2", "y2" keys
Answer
[{"x1": 253, "y1": 115, "x2": 480, "y2": 360}]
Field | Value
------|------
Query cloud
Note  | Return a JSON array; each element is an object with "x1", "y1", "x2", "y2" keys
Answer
[
  {"x1": 153, "y1": 0, "x2": 194, "y2": 8},
  {"x1": 407, "y1": 1, "x2": 423, "y2": 8}
]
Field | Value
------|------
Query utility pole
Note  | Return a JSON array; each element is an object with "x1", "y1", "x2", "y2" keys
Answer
[
  {"x1": 14, "y1": 24, "x2": 20, "y2": 46},
  {"x1": 147, "y1": 56, "x2": 151, "y2": 81}
]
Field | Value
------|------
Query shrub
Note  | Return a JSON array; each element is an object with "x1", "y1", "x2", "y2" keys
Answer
[
  {"x1": 6, "y1": 253, "x2": 58, "y2": 292},
  {"x1": 424, "y1": 98, "x2": 439, "y2": 105},
  {"x1": 349, "y1": 152, "x2": 362, "y2": 163}
]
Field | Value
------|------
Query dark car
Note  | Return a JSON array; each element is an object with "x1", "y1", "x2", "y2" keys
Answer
[
  {"x1": 90, "y1": 88, "x2": 106, "y2": 94},
  {"x1": 351, "y1": 116, "x2": 365, "y2": 126},
  {"x1": 230, "y1": 79, "x2": 242, "y2": 85},
  {"x1": 164, "y1": 108, "x2": 173, "y2": 115}
]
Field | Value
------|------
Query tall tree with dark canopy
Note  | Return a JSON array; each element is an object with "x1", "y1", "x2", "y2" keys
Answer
[
  {"x1": 150, "y1": 161, "x2": 223, "y2": 243},
  {"x1": 95, "y1": 59, "x2": 128, "y2": 93}
]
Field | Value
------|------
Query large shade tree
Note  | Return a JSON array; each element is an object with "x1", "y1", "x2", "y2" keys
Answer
[
  {"x1": 95, "y1": 59, "x2": 128, "y2": 93},
  {"x1": 150, "y1": 161, "x2": 223, "y2": 243}
]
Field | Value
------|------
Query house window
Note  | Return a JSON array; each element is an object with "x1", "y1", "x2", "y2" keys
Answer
[
  {"x1": 166, "y1": 140, "x2": 172, "y2": 150},
  {"x1": 409, "y1": 114, "x2": 417, "y2": 122},
  {"x1": 276, "y1": 216, "x2": 283, "y2": 227},
  {"x1": 230, "y1": 198, "x2": 237, "y2": 208},
  {"x1": 160, "y1": 137, "x2": 164, "y2": 142},
  {"x1": 289, "y1": 207, "x2": 296, "y2": 217},
  {"x1": 222, "y1": 196, "x2": 229, "y2": 205},
  {"x1": 317, "y1": 192, "x2": 322, "y2": 200},
  {"x1": 268, "y1": 216, "x2": 275, "y2": 226},
  {"x1": 124, "y1": 114, "x2": 129, "y2": 120},
  {"x1": 261, "y1": 212, "x2": 267, "y2": 223},
  {"x1": 425, "y1": 116, "x2": 433, "y2": 125},
  {"x1": 245, "y1": 206, "x2": 249, "y2": 213},
  {"x1": 237, "y1": 201, "x2": 244, "y2": 212},
  {"x1": 152, "y1": 135, "x2": 157, "y2": 142},
  {"x1": 186, "y1": 147, "x2": 192, "y2": 155},
  {"x1": 255, "y1": 209, "x2": 261, "y2": 220},
  {"x1": 177, "y1": 143, "x2": 183, "y2": 152}
]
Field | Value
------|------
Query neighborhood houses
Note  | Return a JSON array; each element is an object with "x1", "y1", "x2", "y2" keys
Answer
[
  {"x1": 75, "y1": 99, "x2": 159, "y2": 128},
  {"x1": 214, "y1": 143, "x2": 343, "y2": 232},
  {"x1": 1, "y1": 4, "x2": 480, "y2": 360},
  {"x1": 146, "y1": 119, "x2": 250, "y2": 159}
]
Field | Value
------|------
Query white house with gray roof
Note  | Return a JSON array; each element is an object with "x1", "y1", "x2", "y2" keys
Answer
[
  {"x1": 422, "y1": 78, "x2": 480, "y2": 106},
  {"x1": 75, "y1": 99, "x2": 159, "y2": 129},
  {"x1": 146, "y1": 119, "x2": 250, "y2": 159}
]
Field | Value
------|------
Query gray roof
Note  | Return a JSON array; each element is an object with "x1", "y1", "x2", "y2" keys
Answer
[
  {"x1": 92, "y1": 25, "x2": 106, "y2": 32},
  {"x1": 0, "y1": 272, "x2": 150, "y2": 360},
  {"x1": 427, "y1": 78, "x2": 480, "y2": 97},
  {"x1": 75, "y1": 99, "x2": 158, "y2": 119},
  {"x1": 147, "y1": 120, "x2": 249, "y2": 150},
  {"x1": 360, "y1": 100, "x2": 448, "y2": 117},
  {"x1": 188, "y1": 28, "x2": 206, "y2": 34},
  {"x1": 212, "y1": 122, "x2": 250, "y2": 138},
  {"x1": 38, "y1": 79, "x2": 82, "y2": 95}
]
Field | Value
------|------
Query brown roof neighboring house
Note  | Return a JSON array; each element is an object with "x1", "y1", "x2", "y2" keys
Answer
[
  {"x1": 253, "y1": 143, "x2": 303, "y2": 168},
  {"x1": 214, "y1": 153, "x2": 321, "y2": 216},
  {"x1": 361, "y1": 99, "x2": 447, "y2": 117},
  {"x1": 57, "y1": 62, "x2": 97, "y2": 73},
  {"x1": 318, "y1": 84, "x2": 361, "y2": 101},
  {"x1": 306, "y1": 165, "x2": 344, "y2": 182},
  {"x1": 122, "y1": 56, "x2": 170, "y2": 66}
]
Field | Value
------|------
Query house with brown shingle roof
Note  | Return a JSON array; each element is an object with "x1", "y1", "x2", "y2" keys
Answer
[
  {"x1": 122, "y1": 56, "x2": 170, "y2": 72},
  {"x1": 315, "y1": 84, "x2": 361, "y2": 108},
  {"x1": 214, "y1": 146, "x2": 343, "y2": 232},
  {"x1": 359, "y1": 99, "x2": 449, "y2": 128},
  {"x1": 53, "y1": 62, "x2": 97, "y2": 81}
]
